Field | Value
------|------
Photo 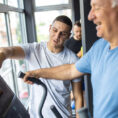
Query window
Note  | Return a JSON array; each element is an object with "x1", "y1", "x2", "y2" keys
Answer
[
  {"x1": 35, "y1": 0, "x2": 69, "y2": 7},
  {"x1": 5, "y1": 0, "x2": 18, "y2": 7},
  {"x1": 0, "y1": 0, "x2": 3, "y2": 4},
  {"x1": 9, "y1": 12, "x2": 29, "y2": 106},
  {"x1": 0, "y1": 14, "x2": 8, "y2": 46},
  {"x1": 9, "y1": 12, "x2": 22, "y2": 45},
  {"x1": 0, "y1": 13, "x2": 15, "y2": 92},
  {"x1": 35, "y1": 9, "x2": 71, "y2": 42},
  {"x1": 4, "y1": 0, "x2": 23, "y2": 8},
  {"x1": 0, "y1": 2, "x2": 28, "y2": 106}
]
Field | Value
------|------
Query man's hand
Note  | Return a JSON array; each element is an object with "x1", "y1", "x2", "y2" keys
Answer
[
  {"x1": 22, "y1": 70, "x2": 40, "y2": 85},
  {"x1": 77, "y1": 50, "x2": 82, "y2": 58},
  {"x1": 0, "y1": 52, "x2": 6, "y2": 68}
]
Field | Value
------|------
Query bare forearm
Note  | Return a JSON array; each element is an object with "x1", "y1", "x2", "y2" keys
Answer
[
  {"x1": 0, "y1": 47, "x2": 25, "y2": 59},
  {"x1": 38, "y1": 64, "x2": 77, "y2": 80},
  {"x1": 23, "y1": 63, "x2": 83, "y2": 82}
]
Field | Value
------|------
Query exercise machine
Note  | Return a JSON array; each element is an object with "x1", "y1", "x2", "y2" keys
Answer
[
  {"x1": 0, "y1": 72, "x2": 90, "y2": 118},
  {"x1": 19, "y1": 72, "x2": 90, "y2": 118},
  {"x1": 0, "y1": 75, "x2": 30, "y2": 118}
]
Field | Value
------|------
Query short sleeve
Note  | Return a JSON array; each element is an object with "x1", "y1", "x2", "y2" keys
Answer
[
  {"x1": 20, "y1": 42, "x2": 38, "y2": 60},
  {"x1": 75, "y1": 40, "x2": 99, "y2": 74}
]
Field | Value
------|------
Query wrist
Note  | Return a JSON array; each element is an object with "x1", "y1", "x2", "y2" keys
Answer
[
  {"x1": 0, "y1": 51, "x2": 7, "y2": 60},
  {"x1": 31, "y1": 69, "x2": 41, "y2": 79},
  {"x1": 0, "y1": 48, "x2": 13, "y2": 59}
]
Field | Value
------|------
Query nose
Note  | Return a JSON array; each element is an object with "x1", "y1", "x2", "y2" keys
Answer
[
  {"x1": 55, "y1": 32, "x2": 61, "y2": 40},
  {"x1": 88, "y1": 8, "x2": 95, "y2": 21}
]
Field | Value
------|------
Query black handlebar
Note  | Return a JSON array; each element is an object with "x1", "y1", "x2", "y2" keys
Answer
[
  {"x1": 18, "y1": 71, "x2": 63, "y2": 118},
  {"x1": 18, "y1": 71, "x2": 44, "y2": 85},
  {"x1": 18, "y1": 71, "x2": 47, "y2": 118}
]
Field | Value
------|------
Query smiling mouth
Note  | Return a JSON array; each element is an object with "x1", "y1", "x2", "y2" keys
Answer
[
  {"x1": 95, "y1": 22, "x2": 102, "y2": 30},
  {"x1": 53, "y1": 40, "x2": 58, "y2": 44},
  {"x1": 96, "y1": 22, "x2": 102, "y2": 27}
]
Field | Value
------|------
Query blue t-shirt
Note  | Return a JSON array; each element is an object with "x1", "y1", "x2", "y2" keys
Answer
[{"x1": 75, "y1": 38, "x2": 118, "y2": 118}]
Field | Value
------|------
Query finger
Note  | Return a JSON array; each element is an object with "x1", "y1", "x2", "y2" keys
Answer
[
  {"x1": 23, "y1": 73, "x2": 34, "y2": 84},
  {"x1": 27, "y1": 81, "x2": 33, "y2": 85},
  {"x1": 26, "y1": 80, "x2": 33, "y2": 85},
  {"x1": 23, "y1": 74, "x2": 29, "y2": 82}
]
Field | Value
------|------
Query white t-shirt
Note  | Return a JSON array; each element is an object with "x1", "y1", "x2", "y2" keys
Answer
[{"x1": 21, "y1": 42, "x2": 81, "y2": 118}]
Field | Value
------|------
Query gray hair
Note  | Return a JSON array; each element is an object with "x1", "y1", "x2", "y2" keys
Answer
[{"x1": 112, "y1": 0, "x2": 118, "y2": 8}]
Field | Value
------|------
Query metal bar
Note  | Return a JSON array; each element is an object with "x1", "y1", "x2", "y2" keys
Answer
[
  {"x1": 71, "y1": 0, "x2": 80, "y2": 22},
  {"x1": 35, "y1": 4, "x2": 71, "y2": 12},
  {"x1": 23, "y1": 0, "x2": 37, "y2": 43},
  {"x1": 4, "y1": 13, "x2": 19, "y2": 96},
  {"x1": 79, "y1": 0, "x2": 97, "y2": 117}
]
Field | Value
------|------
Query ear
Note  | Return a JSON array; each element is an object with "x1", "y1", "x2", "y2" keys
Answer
[{"x1": 49, "y1": 25, "x2": 52, "y2": 32}]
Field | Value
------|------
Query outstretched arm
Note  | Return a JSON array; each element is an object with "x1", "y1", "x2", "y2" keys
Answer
[
  {"x1": 23, "y1": 64, "x2": 84, "y2": 83},
  {"x1": 0, "y1": 46, "x2": 25, "y2": 68}
]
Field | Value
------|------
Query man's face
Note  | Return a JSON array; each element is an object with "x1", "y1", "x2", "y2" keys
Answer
[
  {"x1": 73, "y1": 25, "x2": 81, "y2": 40},
  {"x1": 49, "y1": 21, "x2": 71, "y2": 49},
  {"x1": 88, "y1": 0, "x2": 118, "y2": 39}
]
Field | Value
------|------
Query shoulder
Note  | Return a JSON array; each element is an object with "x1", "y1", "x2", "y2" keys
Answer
[
  {"x1": 92, "y1": 38, "x2": 108, "y2": 47},
  {"x1": 65, "y1": 37, "x2": 73, "y2": 43},
  {"x1": 24, "y1": 42, "x2": 47, "y2": 52},
  {"x1": 64, "y1": 46, "x2": 74, "y2": 54},
  {"x1": 64, "y1": 47, "x2": 79, "y2": 62},
  {"x1": 33, "y1": 41, "x2": 47, "y2": 49},
  {"x1": 64, "y1": 38, "x2": 71, "y2": 46},
  {"x1": 89, "y1": 38, "x2": 108, "y2": 53}
]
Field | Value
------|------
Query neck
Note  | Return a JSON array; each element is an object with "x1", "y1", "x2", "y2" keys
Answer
[
  {"x1": 109, "y1": 40, "x2": 118, "y2": 49},
  {"x1": 107, "y1": 36, "x2": 118, "y2": 50},
  {"x1": 73, "y1": 36, "x2": 81, "y2": 41},
  {"x1": 108, "y1": 24, "x2": 118, "y2": 49},
  {"x1": 47, "y1": 42, "x2": 64, "y2": 53}
]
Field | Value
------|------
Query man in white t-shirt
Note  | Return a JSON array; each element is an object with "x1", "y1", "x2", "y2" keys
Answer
[{"x1": 0, "y1": 15, "x2": 83, "y2": 118}]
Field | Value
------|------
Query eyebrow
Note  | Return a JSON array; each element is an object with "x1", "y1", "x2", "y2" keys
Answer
[
  {"x1": 52, "y1": 26, "x2": 69, "y2": 33},
  {"x1": 91, "y1": 1, "x2": 103, "y2": 7}
]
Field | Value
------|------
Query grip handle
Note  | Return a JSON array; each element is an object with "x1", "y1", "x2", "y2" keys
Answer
[{"x1": 18, "y1": 71, "x2": 43, "y2": 85}]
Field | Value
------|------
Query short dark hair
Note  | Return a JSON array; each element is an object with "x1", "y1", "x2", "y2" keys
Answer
[
  {"x1": 52, "y1": 15, "x2": 72, "y2": 30},
  {"x1": 74, "y1": 21, "x2": 81, "y2": 27}
]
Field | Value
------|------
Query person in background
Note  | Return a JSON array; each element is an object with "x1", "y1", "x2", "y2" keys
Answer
[
  {"x1": 65, "y1": 21, "x2": 85, "y2": 109},
  {"x1": 64, "y1": 21, "x2": 82, "y2": 58},
  {"x1": 0, "y1": 15, "x2": 83, "y2": 118}
]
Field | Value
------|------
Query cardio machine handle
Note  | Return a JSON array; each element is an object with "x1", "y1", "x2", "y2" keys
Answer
[
  {"x1": 18, "y1": 71, "x2": 63, "y2": 118},
  {"x1": 18, "y1": 71, "x2": 44, "y2": 85},
  {"x1": 18, "y1": 71, "x2": 47, "y2": 118}
]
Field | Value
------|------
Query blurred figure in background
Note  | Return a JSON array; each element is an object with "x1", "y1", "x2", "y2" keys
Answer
[
  {"x1": 64, "y1": 21, "x2": 82, "y2": 58},
  {"x1": 65, "y1": 21, "x2": 85, "y2": 111}
]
